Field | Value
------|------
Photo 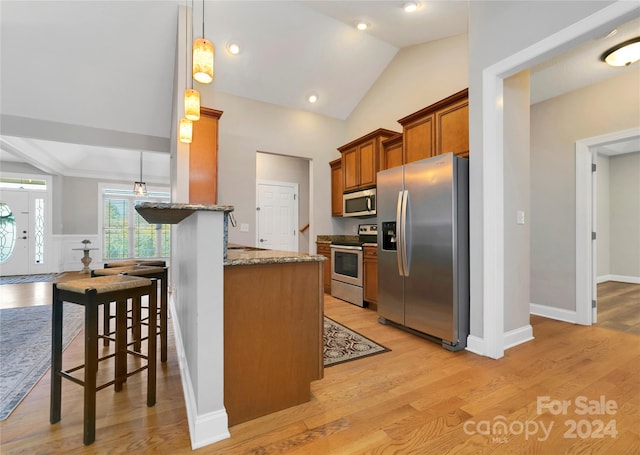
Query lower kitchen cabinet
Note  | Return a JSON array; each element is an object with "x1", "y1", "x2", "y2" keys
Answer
[
  {"x1": 363, "y1": 245, "x2": 378, "y2": 310},
  {"x1": 316, "y1": 242, "x2": 332, "y2": 293}
]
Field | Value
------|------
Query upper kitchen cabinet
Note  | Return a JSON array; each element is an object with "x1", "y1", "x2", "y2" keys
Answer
[
  {"x1": 190, "y1": 107, "x2": 223, "y2": 204},
  {"x1": 381, "y1": 133, "x2": 403, "y2": 171},
  {"x1": 330, "y1": 158, "x2": 343, "y2": 217},
  {"x1": 338, "y1": 129, "x2": 398, "y2": 192},
  {"x1": 398, "y1": 89, "x2": 468, "y2": 163}
]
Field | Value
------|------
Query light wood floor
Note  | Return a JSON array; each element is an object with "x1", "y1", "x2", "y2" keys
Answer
[
  {"x1": 596, "y1": 281, "x2": 640, "y2": 336},
  {"x1": 1, "y1": 283, "x2": 639, "y2": 454}
]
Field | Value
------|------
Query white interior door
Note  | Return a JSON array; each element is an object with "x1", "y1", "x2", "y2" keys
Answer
[
  {"x1": 257, "y1": 181, "x2": 298, "y2": 252},
  {"x1": 0, "y1": 190, "x2": 30, "y2": 275},
  {"x1": 591, "y1": 153, "x2": 598, "y2": 323}
]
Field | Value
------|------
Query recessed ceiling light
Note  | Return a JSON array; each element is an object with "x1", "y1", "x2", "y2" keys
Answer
[
  {"x1": 356, "y1": 21, "x2": 369, "y2": 31},
  {"x1": 308, "y1": 93, "x2": 318, "y2": 104},
  {"x1": 601, "y1": 37, "x2": 640, "y2": 67},
  {"x1": 403, "y1": 2, "x2": 419, "y2": 13},
  {"x1": 226, "y1": 42, "x2": 240, "y2": 55}
]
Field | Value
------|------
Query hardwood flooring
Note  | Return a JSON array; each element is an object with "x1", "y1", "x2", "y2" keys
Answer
[
  {"x1": 596, "y1": 281, "x2": 640, "y2": 336},
  {"x1": 1, "y1": 283, "x2": 639, "y2": 454}
]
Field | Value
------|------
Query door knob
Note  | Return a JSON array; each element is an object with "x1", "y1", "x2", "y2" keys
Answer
[
  {"x1": 259, "y1": 238, "x2": 265, "y2": 243},
  {"x1": 21, "y1": 236, "x2": 27, "y2": 239}
]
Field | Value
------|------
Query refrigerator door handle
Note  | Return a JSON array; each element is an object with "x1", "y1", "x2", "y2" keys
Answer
[
  {"x1": 400, "y1": 190, "x2": 409, "y2": 277},
  {"x1": 396, "y1": 191, "x2": 404, "y2": 276}
]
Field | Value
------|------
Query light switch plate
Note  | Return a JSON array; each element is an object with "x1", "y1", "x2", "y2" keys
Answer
[
  {"x1": 516, "y1": 210, "x2": 525, "y2": 225},
  {"x1": 240, "y1": 223, "x2": 249, "y2": 232}
]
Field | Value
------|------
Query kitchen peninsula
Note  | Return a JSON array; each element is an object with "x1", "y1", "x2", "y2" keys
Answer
[
  {"x1": 136, "y1": 202, "x2": 325, "y2": 441},
  {"x1": 225, "y1": 245, "x2": 325, "y2": 426}
]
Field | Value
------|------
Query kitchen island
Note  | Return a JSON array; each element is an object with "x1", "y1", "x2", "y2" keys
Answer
[{"x1": 224, "y1": 245, "x2": 325, "y2": 426}]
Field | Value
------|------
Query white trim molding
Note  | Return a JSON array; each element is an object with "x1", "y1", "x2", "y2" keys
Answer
[
  {"x1": 575, "y1": 127, "x2": 640, "y2": 325},
  {"x1": 530, "y1": 303, "x2": 578, "y2": 325},
  {"x1": 598, "y1": 275, "x2": 640, "y2": 285},
  {"x1": 503, "y1": 325, "x2": 534, "y2": 350}
]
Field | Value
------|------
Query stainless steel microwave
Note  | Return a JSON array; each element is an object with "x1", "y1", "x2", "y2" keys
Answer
[{"x1": 343, "y1": 188, "x2": 376, "y2": 217}]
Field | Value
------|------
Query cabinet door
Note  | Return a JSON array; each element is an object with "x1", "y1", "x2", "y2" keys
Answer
[
  {"x1": 358, "y1": 139, "x2": 376, "y2": 188},
  {"x1": 342, "y1": 147, "x2": 359, "y2": 192},
  {"x1": 404, "y1": 115, "x2": 434, "y2": 164},
  {"x1": 316, "y1": 243, "x2": 332, "y2": 293},
  {"x1": 382, "y1": 138, "x2": 403, "y2": 170},
  {"x1": 330, "y1": 159, "x2": 343, "y2": 217},
  {"x1": 363, "y1": 246, "x2": 378, "y2": 306},
  {"x1": 436, "y1": 98, "x2": 469, "y2": 157}
]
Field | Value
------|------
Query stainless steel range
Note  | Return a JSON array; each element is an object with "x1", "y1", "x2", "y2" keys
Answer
[{"x1": 330, "y1": 224, "x2": 377, "y2": 307}]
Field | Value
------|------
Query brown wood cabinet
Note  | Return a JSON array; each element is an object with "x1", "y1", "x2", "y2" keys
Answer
[
  {"x1": 329, "y1": 158, "x2": 343, "y2": 217},
  {"x1": 398, "y1": 89, "x2": 468, "y2": 164},
  {"x1": 363, "y1": 245, "x2": 378, "y2": 310},
  {"x1": 190, "y1": 107, "x2": 223, "y2": 204},
  {"x1": 381, "y1": 134, "x2": 403, "y2": 171},
  {"x1": 338, "y1": 129, "x2": 398, "y2": 192},
  {"x1": 316, "y1": 242, "x2": 332, "y2": 293},
  {"x1": 224, "y1": 260, "x2": 324, "y2": 426}
]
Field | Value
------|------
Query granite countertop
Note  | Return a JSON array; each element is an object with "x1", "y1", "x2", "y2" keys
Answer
[
  {"x1": 135, "y1": 202, "x2": 234, "y2": 224},
  {"x1": 225, "y1": 244, "x2": 325, "y2": 266}
]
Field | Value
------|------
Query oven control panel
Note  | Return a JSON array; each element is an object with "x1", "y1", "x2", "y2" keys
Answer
[{"x1": 358, "y1": 224, "x2": 377, "y2": 235}]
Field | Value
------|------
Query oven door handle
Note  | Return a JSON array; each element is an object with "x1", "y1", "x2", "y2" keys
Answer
[{"x1": 330, "y1": 245, "x2": 363, "y2": 251}]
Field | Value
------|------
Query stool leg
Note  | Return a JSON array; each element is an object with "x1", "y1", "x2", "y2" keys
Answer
[
  {"x1": 132, "y1": 295, "x2": 142, "y2": 353},
  {"x1": 160, "y1": 271, "x2": 168, "y2": 362},
  {"x1": 84, "y1": 298, "x2": 98, "y2": 445},
  {"x1": 115, "y1": 299, "x2": 127, "y2": 391},
  {"x1": 50, "y1": 286, "x2": 63, "y2": 424},
  {"x1": 102, "y1": 301, "x2": 111, "y2": 347},
  {"x1": 147, "y1": 284, "x2": 157, "y2": 407}
]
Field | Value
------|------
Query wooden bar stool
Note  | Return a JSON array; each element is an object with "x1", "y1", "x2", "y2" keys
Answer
[
  {"x1": 92, "y1": 265, "x2": 169, "y2": 362},
  {"x1": 50, "y1": 275, "x2": 157, "y2": 445},
  {"x1": 103, "y1": 259, "x2": 166, "y2": 268}
]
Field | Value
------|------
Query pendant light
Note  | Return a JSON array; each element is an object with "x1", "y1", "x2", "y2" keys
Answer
[
  {"x1": 133, "y1": 152, "x2": 147, "y2": 196},
  {"x1": 179, "y1": 118, "x2": 193, "y2": 144},
  {"x1": 193, "y1": 0, "x2": 214, "y2": 84}
]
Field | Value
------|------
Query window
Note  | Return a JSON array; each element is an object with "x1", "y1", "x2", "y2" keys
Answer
[{"x1": 101, "y1": 187, "x2": 170, "y2": 260}]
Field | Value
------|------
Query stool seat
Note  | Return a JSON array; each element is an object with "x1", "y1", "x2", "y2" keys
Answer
[
  {"x1": 104, "y1": 259, "x2": 166, "y2": 268},
  {"x1": 92, "y1": 266, "x2": 165, "y2": 276},
  {"x1": 56, "y1": 275, "x2": 151, "y2": 294}
]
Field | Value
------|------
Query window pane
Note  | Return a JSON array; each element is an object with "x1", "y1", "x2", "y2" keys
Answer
[
  {"x1": 34, "y1": 198, "x2": 45, "y2": 264},
  {"x1": 161, "y1": 224, "x2": 171, "y2": 257},
  {"x1": 0, "y1": 203, "x2": 16, "y2": 263},
  {"x1": 104, "y1": 198, "x2": 128, "y2": 259},
  {"x1": 134, "y1": 208, "x2": 156, "y2": 258}
]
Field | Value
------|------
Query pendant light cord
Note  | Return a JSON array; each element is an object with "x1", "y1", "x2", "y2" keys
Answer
[
  {"x1": 202, "y1": 0, "x2": 205, "y2": 38},
  {"x1": 139, "y1": 152, "x2": 143, "y2": 181}
]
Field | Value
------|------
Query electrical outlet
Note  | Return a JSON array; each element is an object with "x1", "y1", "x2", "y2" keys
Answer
[{"x1": 240, "y1": 223, "x2": 249, "y2": 232}]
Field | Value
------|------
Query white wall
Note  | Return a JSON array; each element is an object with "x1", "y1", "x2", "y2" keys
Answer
[
  {"x1": 503, "y1": 70, "x2": 531, "y2": 335},
  {"x1": 346, "y1": 34, "x2": 468, "y2": 140},
  {"x1": 609, "y1": 152, "x2": 640, "y2": 279},
  {"x1": 198, "y1": 90, "x2": 346, "y2": 250},
  {"x1": 531, "y1": 69, "x2": 640, "y2": 311}
]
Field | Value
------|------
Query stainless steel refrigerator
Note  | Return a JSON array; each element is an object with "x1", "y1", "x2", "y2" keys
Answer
[{"x1": 377, "y1": 153, "x2": 469, "y2": 351}]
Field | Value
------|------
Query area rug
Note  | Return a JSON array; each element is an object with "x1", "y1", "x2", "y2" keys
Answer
[
  {"x1": 0, "y1": 274, "x2": 59, "y2": 285},
  {"x1": 323, "y1": 317, "x2": 390, "y2": 367},
  {"x1": 0, "y1": 303, "x2": 84, "y2": 420}
]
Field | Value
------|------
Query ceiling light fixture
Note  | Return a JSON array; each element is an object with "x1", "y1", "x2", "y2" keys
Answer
[
  {"x1": 403, "y1": 2, "x2": 419, "y2": 13},
  {"x1": 179, "y1": 118, "x2": 193, "y2": 144},
  {"x1": 227, "y1": 42, "x2": 240, "y2": 55},
  {"x1": 356, "y1": 21, "x2": 369, "y2": 31},
  {"x1": 193, "y1": 0, "x2": 214, "y2": 83},
  {"x1": 308, "y1": 93, "x2": 318, "y2": 104},
  {"x1": 133, "y1": 152, "x2": 147, "y2": 196},
  {"x1": 601, "y1": 36, "x2": 640, "y2": 67}
]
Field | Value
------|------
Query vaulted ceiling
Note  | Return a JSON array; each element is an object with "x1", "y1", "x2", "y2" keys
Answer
[{"x1": 1, "y1": 1, "x2": 638, "y2": 182}]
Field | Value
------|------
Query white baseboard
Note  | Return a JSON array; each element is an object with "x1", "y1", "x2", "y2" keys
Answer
[
  {"x1": 465, "y1": 335, "x2": 485, "y2": 356},
  {"x1": 169, "y1": 295, "x2": 230, "y2": 450},
  {"x1": 530, "y1": 302, "x2": 578, "y2": 324},
  {"x1": 503, "y1": 324, "x2": 534, "y2": 350},
  {"x1": 598, "y1": 274, "x2": 640, "y2": 285}
]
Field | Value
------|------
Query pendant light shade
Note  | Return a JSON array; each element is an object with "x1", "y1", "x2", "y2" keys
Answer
[
  {"x1": 193, "y1": 37, "x2": 214, "y2": 84},
  {"x1": 184, "y1": 88, "x2": 201, "y2": 120},
  {"x1": 179, "y1": 118, "x2": 193, "y2": 143},
  {"x1": 133, "y1": 152, "x2": 147, "y2": 196}
]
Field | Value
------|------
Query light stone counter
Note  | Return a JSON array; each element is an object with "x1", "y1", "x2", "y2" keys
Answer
[{"x1": 225, "y1": 244, "x2": 325, "y2": 266}]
